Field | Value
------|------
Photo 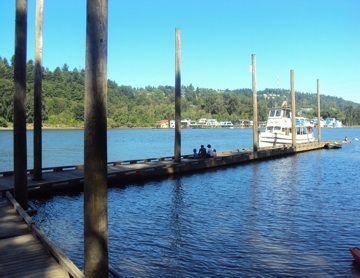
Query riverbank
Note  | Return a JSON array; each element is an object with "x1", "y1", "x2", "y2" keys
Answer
[{"x1": 0, "y1": 125, "x2": 155, "y2": 131}]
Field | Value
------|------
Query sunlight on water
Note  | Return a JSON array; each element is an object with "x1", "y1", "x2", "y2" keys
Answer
[{"x1": 3, "y1": 127, "x2": 360, "y2": 276}]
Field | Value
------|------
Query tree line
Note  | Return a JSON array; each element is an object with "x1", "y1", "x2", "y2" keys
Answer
[{"x1": 1, "y1": 56, "x2": 359, "y2": 128}]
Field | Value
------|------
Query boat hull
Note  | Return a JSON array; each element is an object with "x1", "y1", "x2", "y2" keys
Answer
[
  {"x1": 350, "y1": 247, "x2": 360, "y2": 264},
  {"x1": 259, "y1": 132, "x2": 315, "y2": 148}
]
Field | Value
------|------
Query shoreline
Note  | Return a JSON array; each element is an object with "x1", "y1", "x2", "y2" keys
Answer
[{"x1": 0, "y1": 126, "x2": 155, "y2": 131}]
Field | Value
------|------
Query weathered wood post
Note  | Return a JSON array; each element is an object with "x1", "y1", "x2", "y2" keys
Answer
[
  {"x1": 84, "y1": 0, "x2": 108, "y2": 276},
  {"x1": 252, "y1": 54, "x2": 258, "y2": 152},
  {"x1": 13, "y1": 0, "x2": 28, "y2": 209},
  {"x1": 290, "y1": 70, "x2": 296, "y2": 147},
  {"x1": 33, "y1": 0, "x2": 43, "y2": 181},
  {"x1": 174, "y1": 28, "x2": 181, "y2": 162},
  {"x1": 317, "y1": 79, "x2": 321, "y2": 142}
]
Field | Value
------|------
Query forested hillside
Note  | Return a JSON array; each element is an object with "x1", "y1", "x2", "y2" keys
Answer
[{"x1": 1, "y1": 56, "x2": 359, "y2": 128}]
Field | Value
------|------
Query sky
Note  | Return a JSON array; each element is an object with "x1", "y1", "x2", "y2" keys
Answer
[{"x1": 1, "y1": 0, "x2": 360, "y2": 103}]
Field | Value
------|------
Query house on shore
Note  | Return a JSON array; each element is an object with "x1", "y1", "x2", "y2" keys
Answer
[{"x1": 156, "y1": 119, "x2": 170, "y2": 128}]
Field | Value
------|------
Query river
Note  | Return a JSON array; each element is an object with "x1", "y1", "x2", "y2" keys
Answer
[{"x1": 1, "y1": 128, "x2": 360, "y2": 277}]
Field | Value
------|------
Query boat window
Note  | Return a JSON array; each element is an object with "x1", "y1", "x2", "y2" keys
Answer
[
  {"x1": 297, "y1": 127, "x2": 305, "y2": 135},
  {"x1": 285, "y1": 110, "x2": 291, "y2": 118},
  {"x1": 267, "y1": 126, "x2": 274, "y2": 132},
  {"x1": 275, "y1": 110, "x2": 281, "y2": 117},
  {"x1": 274, "y1": 126, "x2": 281, "y2": 131},
  {"x1": 269, "y1": 110, "x2": 275, "y2": 117}
]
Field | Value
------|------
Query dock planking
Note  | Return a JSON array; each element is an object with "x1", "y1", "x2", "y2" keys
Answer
[
  {"x1": 0, "y1": 192, "x2": 84, "y2": 277},
  {"x1": 0, "y1": 142, "x2": 330, "y2": 196}
]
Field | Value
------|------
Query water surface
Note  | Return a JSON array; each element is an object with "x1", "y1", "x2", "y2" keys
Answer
[{"x1": 2, "y1": 128, "x2": 360, "y2": 276}]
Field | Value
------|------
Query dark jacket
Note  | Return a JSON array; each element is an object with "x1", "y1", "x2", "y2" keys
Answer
[{"x1": 199, "y1": 146, "x2": 207, "y2": 159}]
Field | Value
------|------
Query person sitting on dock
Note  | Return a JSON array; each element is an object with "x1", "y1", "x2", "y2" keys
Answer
[
  {"x1": 207, "y1": 144, "x2": 214, "y2": 158},
  {"x1": 192, "y1": 148, "x2": 198, "y2": 159},
  {"x1": 199, "y1": 145, "x2": 207, "y2": 159},
  {"x1": 213, "y1": 149, "x2": 217, "y2": 157}
]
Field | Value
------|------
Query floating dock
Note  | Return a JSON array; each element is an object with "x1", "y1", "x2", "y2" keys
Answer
[
  {"x1": 0, "y1": 191, "x2": 84, "y2": 277},
  {"x1": 0, "y1": 142, "x2": 330, "y2": 196},
  {"x1": 0, "y1": 141, "x2": 338, "y2": 276}
]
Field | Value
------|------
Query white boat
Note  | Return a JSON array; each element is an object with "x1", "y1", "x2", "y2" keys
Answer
[
  {"x1": 259, "y1": 107, "x2": 316, "y2": 148},
  {"x1": 220, "y1": 121, "x2": 234, "y2": 128}
]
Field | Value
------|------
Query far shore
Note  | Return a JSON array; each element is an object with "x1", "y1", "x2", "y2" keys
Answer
[
  {"x1": 0, "y1": 126, "x2": 156, "y2": 131},
  {"x1": 1, "y1": 125, "x2": 359, "y2": 131}
]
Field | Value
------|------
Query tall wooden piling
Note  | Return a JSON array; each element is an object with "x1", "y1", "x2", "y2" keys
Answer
[
  {"x1": 84, "y1": 0, "x2": 108, "y2": 276},
  {"x1": 290, "y1": 70, "x2": 296, "y2": 147},
  {"x1": 252, "y1": 54, "x2": 258, "y2": 152},
  {"x1": 13, "y1": 0, "x2": 28, "y2": 210},
  {"x1": 317, "y1": 79, "x2": 321, "y2": 142},
  {"x1": 174, "y1": 28, "x2": 181, "y2": 162},
  {"x1": 33, "y1": 0, "x2": 43, "y2": 181}
]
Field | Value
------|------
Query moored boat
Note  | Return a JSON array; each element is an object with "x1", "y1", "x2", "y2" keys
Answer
[
  {"x1": 350, "y1": 247, "x2": 360, "y2": 264},
  {"x1": 259, "y1": 106, "x2": 315, "y2": 148}
]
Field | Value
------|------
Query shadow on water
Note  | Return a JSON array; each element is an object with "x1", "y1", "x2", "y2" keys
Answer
[{"x1": 25, "y1": 128, "x2": 360, "y2": 276}]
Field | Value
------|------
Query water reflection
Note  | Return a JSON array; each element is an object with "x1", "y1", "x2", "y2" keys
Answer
[
  {"x1": 26, "y1": 128, "x2": 360, "y2": 277},
  {"x1": 169, "y1": 179, "x2": 184, "y2": 253}
]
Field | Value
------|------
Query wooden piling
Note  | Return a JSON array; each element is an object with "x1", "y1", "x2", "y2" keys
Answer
[
  {"x1": 174, "y1": 28, "x2": 181, "y2": 162},
  {"x1": 13, "y1": 0, "x2": 28, "y2": 210},
  {"x1": 251, "y1": 54, "x2": 258, "y2": 152},
  {"x1": 33, "y1": 0, "x2": 44, "y2": 181},
  {"x1": 317, "y1": 79, "x2": 321, "y2": 142},
  {"x1": 84, "y1": 0, "x2": 108, "y2": 276},
  {"x1": 290, "y1": 70, "x2": 296, "y2": 147}
]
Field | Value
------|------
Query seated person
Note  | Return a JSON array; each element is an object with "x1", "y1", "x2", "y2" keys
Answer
[
  {"x1": 199, "y1": 145, "x2": 207, "y2": 159},
  {"x1": 192, "y1": 148, "x2": 198, "y2": 159},
  {"x1": 207, "y1": 144, "x2": 214, "y2": 157}
]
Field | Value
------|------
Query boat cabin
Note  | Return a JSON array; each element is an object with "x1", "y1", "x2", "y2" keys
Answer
[
  {"x1": 268, "y1": 107, "x2": 291, "y2": 119},
  {"x1": 265, "y1": 108, "x2": 292, "y2": 134},
  {"x1": 265, "y1": 108, "x2": 313, "y2": 135}
]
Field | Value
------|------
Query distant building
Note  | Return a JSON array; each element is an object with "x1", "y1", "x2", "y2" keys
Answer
[
  {"x1": 181, "y1": 119, "x2": 191, "y2": 128},
  {"x1": 156, "y1": 119, "x2": 170, "y2": 129},
  {"x1": 198, "y1": 118, "x2": 207, "y2": 125},
  {"x1": 313, "y1": 118, "x2": 326, "y2": 128},
  {"x1": 169, "y1": 120, "x2": 175, "y2": 128},
  {"x1": 325, "y1": 118, "x2": 342, "y2": 128},
  {"x1": 205, "y1": 119, "x2": 220, "y2": 127},
  {"x1": 234, "y1": 119, "x2": 252, "y2": 128},
  {"x1": 220, "y1": 121, "x2": 234, "y2": 128}
]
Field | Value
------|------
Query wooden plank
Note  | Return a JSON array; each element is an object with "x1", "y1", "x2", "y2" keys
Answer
[
  {"x1": 0, "y1": 220, "x2": 29, "y2": 239},
  {"x1": 0, "y1": 198, "x2": 29, "y2": 239},
  {"x1": 6, "y1": 191, "x2": 34, "y2": 226},
  {"x1": 0, "y1": 193, "x2": 84, "y2": 277},
  {"x1": 0, "y1": 233, "x2": 69, "y2": 277},
  {"x1": 32, "y1": 224, "x2": 85, "y2": 277}
]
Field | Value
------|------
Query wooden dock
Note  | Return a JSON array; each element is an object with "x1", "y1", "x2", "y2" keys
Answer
[
  {"x1": 0, "y1": 141, "x2": 333, "y2": 276},
  {"x1": 0, "y1": 191, "x2": 84, "y2": 277},
  {"x1": 0, "y1": 142, "x2": 329, "y2": 196}
]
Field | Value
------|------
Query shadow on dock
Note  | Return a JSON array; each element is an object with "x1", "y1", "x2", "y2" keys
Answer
[{"x1": 0, "y1": 191, "x2": 84, "y2": 277}]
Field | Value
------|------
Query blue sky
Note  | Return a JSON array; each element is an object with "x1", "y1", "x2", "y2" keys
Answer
[{"x1": 1, "y1": 0, "x2": 360, "y2": 103}]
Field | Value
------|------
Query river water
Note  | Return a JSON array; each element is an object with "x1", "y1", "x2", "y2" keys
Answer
[{"x1": 1, "y1": 128, "x2": 360, "y2": 277}]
